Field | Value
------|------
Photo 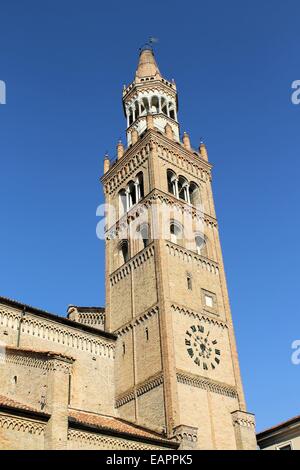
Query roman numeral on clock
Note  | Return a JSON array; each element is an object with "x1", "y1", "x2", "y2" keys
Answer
[{"x1": 187, "y1": 348, "x2": 194, "y2": 357}]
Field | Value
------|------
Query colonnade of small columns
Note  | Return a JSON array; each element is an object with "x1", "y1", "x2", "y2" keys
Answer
[{"x1": 126, "y1": 94, "x2": 177, "y2": 127}]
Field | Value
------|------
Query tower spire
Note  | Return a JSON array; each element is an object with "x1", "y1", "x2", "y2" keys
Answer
[{"x1": 135, "y1": 48, "x2": 161, "y2": 80}]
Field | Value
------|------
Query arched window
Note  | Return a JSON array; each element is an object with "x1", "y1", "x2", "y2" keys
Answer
[
  {"x1": 195, "y1": 234, "x2": 207, "y2": 256},
  {"x1": 170, "y1": 221, "x2": 183, "y2": 245},
  {"x1": 161, "y1": 97, "x2": 168, "y2": 115},
  {"x1": 189, "y1": 182, "x2": 200, "y2": 207},
  {"x1": 167, "y1": 169, "x2": 177, "y2": 197},
  {"x1": 135, "y1": 172, "x2": 144, "y2": 201},
  {"x1": 119, "y1": 239, "x2": 129, "y2": 264},
  {"x1": 119, "y1": 189, "x2": 127, "y2": 216},
  {"x1": 127, "y1": 181, "x2": 136, "y2": 209},
  {"x1": 134, "y1": 101, "x2": 139, "y2": 119},
  {"x1": 128, "y1": 108, "x2": 133, "y2": 126},
  {"x1": 169, "y1": 101, "x2": 176, "y2": 120},
  {"x1": 151, "y1": 96, "x2": 159, "y2": 113},
  {"x1": 139, "y1": 223, "x2": 150, "y2": 248},
  {"x1": 178, "y1": 176, "x2": 189, "y2": 202},
  {"x1": 141, "y1": 97, "x2": 149, "y2": 115}
]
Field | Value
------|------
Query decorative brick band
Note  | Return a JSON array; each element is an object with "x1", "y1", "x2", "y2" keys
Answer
[
  {"x1": 171, "y1": 304, "x2": 227, "y2": 329},
  {"x1": 103, "y1": 146, "x2": 149, "y2": 196},
  {"x1": 106, "y1": 189, "x2": 217, "y2": 238},
  {"x1": 232, "y1": 411, "x2": 255, "y2": 429},
  {"x1": 110, "y1": 244, "x2": 155, "y2": 286},
  {"x1": 166, "y1": 242, "x2": 219, "y2": 275},
  {"x1": 0, "y1": 414, "x2": 45, "y2": 436},
  {"x1": 0, "y1": 306, "x2": 114, "y2": 359},
  {"x1": 68, "y1": 429, "x2": 161, "y2": 450},
  {"x1": 115, "y1": 372, "x2": 164, "y2": 408},
  {"x1": 176, "y1": 371, "x2": 238, "y2": 399},
  {"x1": 116, "y1": 305, "x2": 159, "y2": 336}
]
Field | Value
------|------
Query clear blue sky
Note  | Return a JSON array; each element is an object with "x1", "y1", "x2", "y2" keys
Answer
[{"x1": 0, "y1": 0, "x2": 299, "y2": 432}]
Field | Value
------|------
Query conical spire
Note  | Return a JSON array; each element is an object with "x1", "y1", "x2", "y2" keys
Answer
[{"x1": 135, "y1": 48, "x2": 161, "y2": 80}]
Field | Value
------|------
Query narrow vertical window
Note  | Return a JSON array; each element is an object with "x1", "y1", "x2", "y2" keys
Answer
[
  {"x1": 119, "y1": 239, "x2": 129, "y2": 264},
  {"x1": 145, "y1": 327, "x2": 149, "y2": 341},
  {"x1": 122, "y1": 343, "x2": 126, "y2": 355},
  {"x1": 68, "y1": 374, "x2": 71, "y2": 405},
  {"x1": 140, "y1": 223, "x2": 150, "y2": 248},
  {"x1": 170, "y1": 221, "x2": 183, "y2": 245},
  {"x1": 187, "y1": 275, "x2": 192, "y2": 290}
]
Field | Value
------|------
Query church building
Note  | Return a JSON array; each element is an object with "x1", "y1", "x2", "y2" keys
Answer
[{"x1": 0, "y1": 47, "x2": 256, "y2": 450}]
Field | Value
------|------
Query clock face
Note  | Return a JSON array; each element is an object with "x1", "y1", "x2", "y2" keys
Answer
[{"x1": 185, "y1": 324, "x2": 221, "y2": 370}]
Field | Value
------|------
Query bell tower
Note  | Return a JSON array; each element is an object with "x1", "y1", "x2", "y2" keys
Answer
[{"x1": 101, "y1": 47, "x2": 256, "y2": 450}]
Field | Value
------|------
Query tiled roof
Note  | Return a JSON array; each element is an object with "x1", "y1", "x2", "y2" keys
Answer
[
  {"x1": 0, "y1": 394, "x2": 48, "y2": 416},
  {"x1": 69, "y1": 409, "x2": 176, "y2": 447},
  {"x1": 257, "y1": 414, "x2": 300, "y2": 438},
  {"x1": 0, "y1": 395, "x2": 37, "y2": 412},
  {"x1": 0, "y1": 397, "x2": 176, "y2": 447}
]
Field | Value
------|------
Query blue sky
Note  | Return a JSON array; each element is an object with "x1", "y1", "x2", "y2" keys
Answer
[{"x1": 0, "y1": 0, "x2": 299, "y2": 432}]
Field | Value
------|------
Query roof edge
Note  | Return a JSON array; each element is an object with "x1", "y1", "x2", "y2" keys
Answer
[{"x1": 0, "y1": 295, "x2": 116, "y2": 341}]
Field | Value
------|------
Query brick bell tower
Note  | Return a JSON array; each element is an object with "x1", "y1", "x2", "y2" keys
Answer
[{"x1": 101, "y1": 46, "x2": 256, "y2": 450}]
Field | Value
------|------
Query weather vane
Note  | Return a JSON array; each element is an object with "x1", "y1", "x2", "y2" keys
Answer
[{"x1": 139, "y1": 37, "x2": 159, "y2": 52}]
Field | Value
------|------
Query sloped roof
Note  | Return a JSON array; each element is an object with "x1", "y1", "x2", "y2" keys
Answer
[
  {"x1": 0, "y1": 394, "x2": 49, "y2": 420},
  {"x1": 69, "y1": 408, "x2": 178, "y2": 448},
  {"x1": 257, "y1": 414, "x2": 300, "y2": 440}
]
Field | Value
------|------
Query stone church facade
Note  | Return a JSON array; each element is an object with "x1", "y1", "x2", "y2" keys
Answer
[{"x1": 0, "y1": 48, "x2": 256, "y2": 450}]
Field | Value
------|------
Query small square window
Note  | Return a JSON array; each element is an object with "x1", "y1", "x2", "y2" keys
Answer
[
  {"x1": 201, "y1": 289, "x2": 218, "y2": 314},
  {"x1": 205, "y1": 295, "x2": 213, "y2": 308}
]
